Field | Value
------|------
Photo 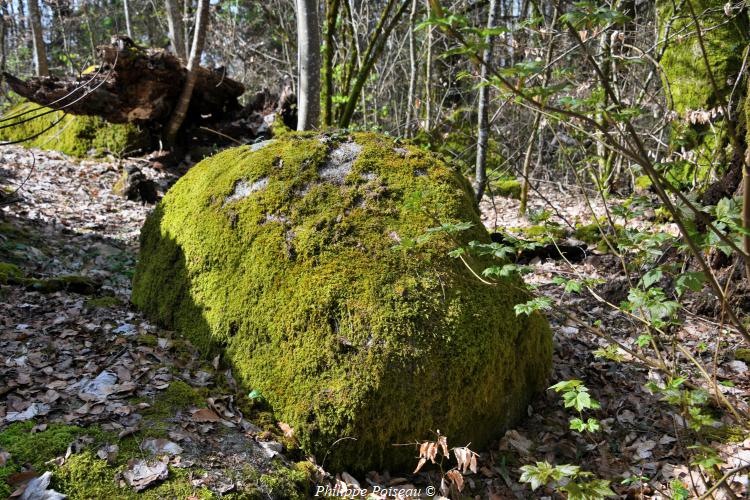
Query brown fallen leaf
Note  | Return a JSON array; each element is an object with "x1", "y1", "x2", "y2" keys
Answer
[{"x1": 191, "y1": 408, "x2": 220, "y2": 423}]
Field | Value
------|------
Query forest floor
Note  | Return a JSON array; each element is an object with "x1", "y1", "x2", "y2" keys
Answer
[{"x1": 0, "y1": 145, "x2": 749, "y2": 499}]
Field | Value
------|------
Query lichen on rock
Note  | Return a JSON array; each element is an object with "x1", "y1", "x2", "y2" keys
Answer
[
  {"x1": 0, "y1": 101, "x2": 150, "y2": 157},
  {"x1": 132, "y1": 131, "x2": 552, "y2": 471}
]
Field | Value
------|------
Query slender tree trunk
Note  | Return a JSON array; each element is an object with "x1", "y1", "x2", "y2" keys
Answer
[
  {"x1": 296, "y1": 0, "x2": 321, "y2": 130},
  {"x1": 28, "y1": 0, "x2": 48, "y2": 76},
  {"x1": 164, "y1": 0, "x2": 209, "y2": 146},
  {"x1": 519, "y1": 113, "x2": 541, "y2": 214},
  {"x1": 165, "y1": 0, "x2": 187, "y2": 61},
  {"x1": 338, "y1": 0, "x2": 409, "y2": 128},
  {"x1": 124, "y1": 0, "x2": 133, "y2": 38},
  {"x1": 519, "y1": 2, "x2": 557, "y2": 215},
  {"x1": 424, "y1": 23, "x2": 433, "y2": 131},
  {"x1": 0, "y1": 1, "x2": 6, "y2": 72},
  {"x1": 405, "y1": 0, "x2": 418, "y2": 137},
  {"x1": 474, "y1": 0, "x2": 498, "y2": 203},
  {"x1": 321, "y1": 0, "x2": 340, "y2": 127},
  {"x1": 82, "y1": 3, "x2": 97, "y2": 61},
  {"x1": 183, "y1": 0, "x2": 191, "y2": 58}
]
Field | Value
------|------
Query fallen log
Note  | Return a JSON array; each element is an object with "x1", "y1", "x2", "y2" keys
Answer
[{"x1": 2, "y1": 36, "x2": 245, "y2": 125}]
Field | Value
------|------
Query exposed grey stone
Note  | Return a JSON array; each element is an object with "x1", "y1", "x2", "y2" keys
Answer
[
  {"x1": 320, "y1": 142, "x2": 363, "y2": 184},
  {"x1": 250, "y1": 139, "x2": 274, "y2": 152},
  {"x1": 224, "y1": 177, "x2": 269, "y2": 205}
]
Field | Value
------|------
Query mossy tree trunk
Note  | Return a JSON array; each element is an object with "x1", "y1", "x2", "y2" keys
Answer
[
  {"x1": 321, "y1": 0, "x2": 340, "y2": 128},
  {"x1": 337, "y1": 0, "x2": 410, "y2": 129},
  {"x1": 657, "y1": 0, "x2": 749, "y2": 178}
]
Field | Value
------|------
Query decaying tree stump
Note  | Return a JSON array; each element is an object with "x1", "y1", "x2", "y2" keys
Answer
[{"x1": 2, "y1": 36, "x2": 245, "y2": 126}]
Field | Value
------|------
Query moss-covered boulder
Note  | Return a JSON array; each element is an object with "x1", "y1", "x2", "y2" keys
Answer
[
  {"x1": 656, "y1": 0, "x2": 749, "y2": 185},
  {"x1": 0, "y1": 101, "x2": 149, "y2": 157},
  {"x1": 132, "y1": 132, "x2": 552, "y2": 471}
]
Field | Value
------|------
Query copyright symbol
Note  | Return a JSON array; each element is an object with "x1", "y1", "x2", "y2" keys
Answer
[{"x1": 425, "y1": 486, "x2": 435, "y2": 496}]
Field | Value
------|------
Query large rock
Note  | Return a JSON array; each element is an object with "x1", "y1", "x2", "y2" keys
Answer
[{"x1": 132, "y1": 132, "x2": 552, "y2": 471}]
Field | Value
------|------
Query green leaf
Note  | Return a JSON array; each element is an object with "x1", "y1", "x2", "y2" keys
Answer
[
  {"x1": 675, "y1": 272, "x2": 705, "y2": 296},
  {"x1": 514, "y1": 296, "x2": 553, "y2": 316},
  {"x1": 549, "y1": 379, "x2": 583, "y2": 392},
  {"x1": 636, "y1": 334, "x2": 652, "y2": 348},
  {"x1": 641, "y1": 268, "x2": 663, "y2": 289}
]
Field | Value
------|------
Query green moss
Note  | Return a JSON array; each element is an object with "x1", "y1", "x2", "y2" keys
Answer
[
  {"x1": 0, "y1": 422, "x2": 91, "y2": 496},
  {"x1": 574, "y1": 221, "x2": 624, "y2": 252},
  {"x1": 85, "y1": 296, "x2": 123, "y2": 308},
  {"x1": 657, "y1": 0, "x2": 748, "y2": 181},
  {"x1": 734, "y1": 348, "x2": 750, "y2": 363},
  {"x1": 136, "y1": 334, "x2": 159, "y2": 347},
  {"x1": 701, "y1": 424, "x2": 748, "y2": 444},
  {"x1": 139, "y1": 379, "x2": 206, "y2": 421},
  {"x1": 54, "y1": 451, "x2": 214, "y2": 499},
  {"x1": 132, "y1": 132, "x2": 552, "y2": 471},
  {"x1": 492, "y1": 178, "x2": 522, "y2": 200},
  {"x1": 516, "y1": 224, "x2": 567, "y2": 241},
  {"x1": 0, "y1": 101, "x2": 150, "y2": 157},
  {"x1": 657, "y1": 0, "x2": 747, "y2": 114},
  {"x1": 0, "y1": 422, "x2": 88, "y2": 470},
  {"x1": 0, "y1": 262, "x2": 23, "y2": 284},
  {"x1": 258, "y1": 462, "x2": 312, "y2": 500}
]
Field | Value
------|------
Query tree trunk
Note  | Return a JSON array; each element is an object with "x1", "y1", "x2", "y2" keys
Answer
[
  {"x1": 124, "y1": 0, "x2": 133, "y2": 39},
  {"x1": 0, "y1": 1, "x2": 6, "y2": 72},
  {"x1": 321, "y1": 0, "x2": 340, "y2": 127},
  {"x1": 28, "y1": 0, "x2": 48, "y2": 77},
  {"x1": 295, "y1": 0, "x2": 321, "y2": 130},
  {"x1": 82, "y1": 3, "x2": 97, "y2": 61},
  {"x1": 165, "y1": 0, "x2": 187, "y2": 61},
  {"x1": 338, "y1": 0, "x2": 409, "y2": 129},
  {"x1": 164, "y1": 0, "x2": 210, "y2": 145},
  {"x1": 424, "y1": 21, "x2": 433, "y2": 131},
  {"x1": 405, "y1": 0, "x2": 418, "y2": 137},
  {"x1": 473, "y1": 0, "x2": 498, "y2": 203}
]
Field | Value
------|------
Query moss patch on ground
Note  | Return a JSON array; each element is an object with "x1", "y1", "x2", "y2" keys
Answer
[
  {"x1": 0, "y1": 262, "x2": 22, "y2": 284},
  {"x1": 0, "y1": 420, "x2": 305, "y2": 499},
  {"x1": 491, "y1": 177, "x2": 522, "y2": 200},
  {"x1": 132, "y1": 131, "x2": 553, "y2": 471},
  {"x1": 0, "y1": 101, "x2": 150, "y2": 157}
]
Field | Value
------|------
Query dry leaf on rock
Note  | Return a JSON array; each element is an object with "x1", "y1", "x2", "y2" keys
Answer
[
  {"x1": 5, "y1": 403, "x2": 50, "y2": 423},
  {"x1": 78, "y1": 371, "x2": 117, "y2": 401},
  {"x1": 191, "y1": 408, "x2": 219, "y2": 423},
  {"x1": 141, "y1": 438, "x2": 183, "y2": 456},
  {"x1": 259, "y1": 441, "x2": 283, "y2": 458},
  {"x1": 122, "y1": 460, "x2": 168, "y2": 491},
  {"x1": 19, "y1": 471, "x2": 66, "y2": 500},
  {"x1": 96, "y1": 444, "x2": 119, "y2": 463}
]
